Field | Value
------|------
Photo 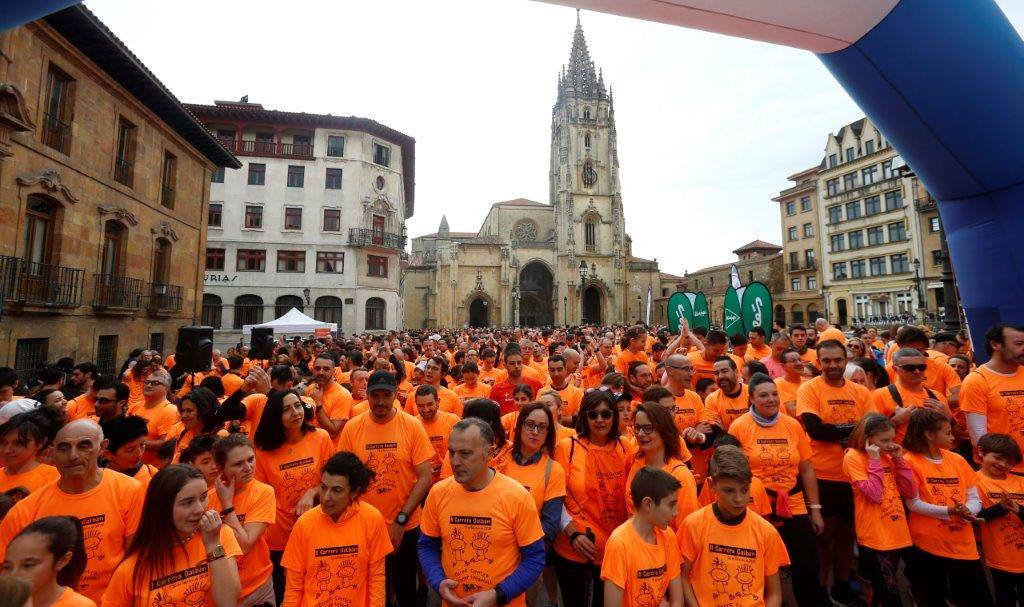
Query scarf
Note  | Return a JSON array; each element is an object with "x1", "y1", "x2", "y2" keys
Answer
[{"x1": 749, "y1": 405, "x2": 781, "y2": 427}]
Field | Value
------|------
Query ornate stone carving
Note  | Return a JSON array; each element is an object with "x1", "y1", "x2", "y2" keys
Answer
[
  {"x1": 513, "y1": 220, "x2": 538, "y2": 243},
  {"x1": 0, "y1": 83, "x2": 35, "y2": 159},
  {"x1": 16, "y1": 169, "x2": 80, "y2": 204},
  {"x1": 98, "y1": 204, "x2": 139, "y2": 226},
  {"x1": 151, "y1": 221, "x2": 179, "y2": 242}
]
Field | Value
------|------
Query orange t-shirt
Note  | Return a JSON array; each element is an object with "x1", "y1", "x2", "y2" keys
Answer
[
  {"x1": 307, "y1": 382, "x2": 354, "y2": 443},
  {"x1": 976, "y1": 472, "x2": 1024, "y2": 573},
  {"x1": 221, "y1": 372, "x2": 245, "y2": 397},
  {"x1": 336, "y1": 409, "x2": 435, "y2": 530},
  {"x1": 818, "y1": 327, "x2": 847, "y2": 344},
  {"x1": 871, "y1": 381, "x2": 947, "y2": 443},
  {"x1": 418, "y1": 411, "x2": 460, "y2": 482},
  {"x1": 254, "y1": 428, "x2": 337, "y2": 551},
  {"x1": 0, "y1": 469, "x2": 143, "y2": 603},
  {"x1": 625, "y1": 456, "x2": 699, "y2": 531},
  {"x1": 687, "y1": 351, "x2": 744, "y2": 390},
  {"x1": 281, "y1": 501, "x2": 393, "y2": 607},
  {"x1": 582, "y1": 357, "x2": 613, "y2": 389},
  {"x1": 207, "y1": 479, "x2": 276, "y2": 598},
  {"x1": 130, "y1": 463, "x2": 158, "y2": 491},
  {"x1": 842, "y1": 450, "x2": 912, "y2": 550},
  {"x1": 0, "y1": 463, "x2": 58, "y2": 493},
  {"x1": 529, "y1": 359, "x2": 549, "y2": 383},
  {"x1": 886, "y1": 357, "x2": 962, "y2": 399},
  {"x1": 453, "y1": 381, "x2": 492, "y2": 402},
  {"x1": 903, "y1": 450, "x2": 979, "y2": 559},
  {"x1": 678, "y1": 504, "x2": 790, "y2": 607},
  {"x1": 553, "y1": 436, "x2": 632, "y2": 565},
  {"x1": 130, "y1": 399, "x2": 179, "y2": 466},
  {"x1": 543, "y1": 383, "x2": 585, "y2": 419},
  {"x1": 601, "y1": 520, "x2": 681, "y2": 607},
  {"x1": 176, "y1": 371, "x2": 211, "y2": 399},
  {"x1": 503, "y1": 453, "x2": 567, "y2": 512},
  {"x1": 728, "y1": 413, "x2": 813, "y2": 516},
  {"x1": 404, "y1": 385, "x2": 463, "y2": 417},
  {"x1": 66, "y1": 393, "x2": 96, "y2": 421},
  {"x1": 696, "y1": 476, "x2": 772, "y2": 517},
  {"x1": 103, "y1": 526, "x2": 242, "y2": 607},
  {"x1": 774, "y1": 377, "x2": 804, "y2": 416},
  {"x1": 745, "y1": 343, "x2": 772, "y2": 362},
  {"x1": 123, "y1": 371, "x2": 148, "y2": 410},
  {"x1": 615, "y1": 349, "x2": 650, "y2": 377},
  {"x1": 671, "y1": 390, "x2": 705, "y2": 431},
  {"x1": 49, "y1": 587, "x2": 94, "y2": 607},
  {"x1": 478, "y1": 366, "x2": 508, "y2": 386},
  {"x1": 799, "y1": 348, "x2": 819, "y2": 370},
  {"x1": 960, "y1": 365, "x2": 1024, "y2": 473},
  {"x1": 701, "y1": 385, "x2": 750, "y2": 431},
  {"x1": 420, "y1": 472, "x2": 544, "y2": 606},
  {"x1": 795, "y1": 377, "x2": 872, "y2": 482}
]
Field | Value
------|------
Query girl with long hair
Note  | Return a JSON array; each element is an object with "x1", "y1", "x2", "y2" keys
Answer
[
  {"x1": 170, "y1": 388, "x2": 226, "y2": 463},
  {"x1": 253, "y1": 389, "x2": 335, "y2": 602},
  {"x1": 103, "y1": 465, "x2": 241, "y2": 606},
  {"x1": 2, "y1": 516, "x2": 91, "y2": 607},
  {"x1": 553, "y1": 390, "x2": 631, "y2": 607},
  {"x1": 0, "y1": 407, "x2": 63, "y2": 493},
  {"x1": 625, "y1": 402, "x2": 698, "y2": 530}
]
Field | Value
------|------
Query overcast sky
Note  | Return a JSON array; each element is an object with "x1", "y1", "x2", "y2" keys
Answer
[{"x1": 85, "y1": 0, "x2": 1024, "y2": 275}]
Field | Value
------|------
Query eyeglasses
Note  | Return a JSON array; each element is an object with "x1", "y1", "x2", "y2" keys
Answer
[
  {"x1": 523, "y1": 421, "x2": 549, "y2": 434},
  {"x1": 897, "y1": 364, "x2": 928, "y2": 372},
  {"x1": 95, "y1": 397, "x2": 117, "y2": 404},
  {"x1": 634, "y1": 423, "x2": 656, "y2": 436},
  {"x1": 586, "y1": 409, "x2": 613, "y2": 421}
]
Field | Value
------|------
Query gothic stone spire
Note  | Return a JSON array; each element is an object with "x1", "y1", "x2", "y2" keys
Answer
[{"x1": 561, "y1": 11, "x2": 602, "y2": 101}]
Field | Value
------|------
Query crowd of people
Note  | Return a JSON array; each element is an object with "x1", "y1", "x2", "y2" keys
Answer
[{"x1": 0, "y1": 317, "x2": 1020, "y2": 607}]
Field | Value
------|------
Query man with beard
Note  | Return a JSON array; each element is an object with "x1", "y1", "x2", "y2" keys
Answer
[
  {"x1": 962, "y1": 324, "x2": 1024, "y2": 474},
  {"x1": 490, "y1": 345, "x2": 543, "y2": 416},
  {"x1": 404, "y1": 356, "x2": 462, "y2": 416},
  {"x1": 789, "y1": 324, "x2": 819, "y2": 371},
  {"x1": 306, "y1": 352, "x2": 353, "y2": 444},
  {"x1": 700, "y1": 357, "x2": 749, "y2": 432}
]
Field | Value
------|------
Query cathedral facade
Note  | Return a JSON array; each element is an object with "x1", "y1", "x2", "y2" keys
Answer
[{"x1": 403, "y1": 16, "x2": 664, "y2": 328}]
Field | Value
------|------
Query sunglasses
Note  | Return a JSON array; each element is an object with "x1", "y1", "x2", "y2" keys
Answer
[
  {"x1": 897, "y1": 364, "x2": 928, "y2": 372},
  {"x1": 95, "y1": 397, "x2": 118, "y2": 404},
  {"x1": 586, "y1": 409, "x2": 613, "y2": 421},
  {"x1": 634, "y1": 423, "x2": 656, "y2": 436}
]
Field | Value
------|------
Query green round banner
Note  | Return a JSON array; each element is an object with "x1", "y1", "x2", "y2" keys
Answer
[
  {"x1": 723, "y1": 287, "x2": 743, "y2": 337},
  {"x1": 692, "y1": 291, "x2": 711, "y2": 331},
  {"x1": 667, "y1": 291, "x2": 693, "y2": 333},
  {"x1": 740, "y1": 281, "x2": 773, "y2": 335}
]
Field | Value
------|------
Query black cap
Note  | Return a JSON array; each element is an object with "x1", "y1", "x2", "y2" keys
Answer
[{"x1": 367, "y1": 370, "x2": 397, "y2": 393}]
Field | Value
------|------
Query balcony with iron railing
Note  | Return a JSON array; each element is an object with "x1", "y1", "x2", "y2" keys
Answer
[
  {"x1": 147, "y1": 282, "x2": 182, "y2": 315},
  {"x1": 787, "y1": 260, "x2": 817, "y2": 272},
  {"x1": 218, "y1": 138, "x2": 314, "y2": 159},
  {"x1": 42, "y1": 113, "x2": 72, "y2": 155},
  {"x1": 114, "y1": 157, "x2": 134, "y2": 187},
  {"x1": 92, "y1": 273, "x2": 143, "y2": 311},
  {"x1": 823, "y1": 175, "x2": 902, "y2": 204},
  {"x1": 0, "y1": 255, "x2": 83, "y2": 308},
  {"x1": 348, "y1": 228, "x2": 406, "y2": 250}
]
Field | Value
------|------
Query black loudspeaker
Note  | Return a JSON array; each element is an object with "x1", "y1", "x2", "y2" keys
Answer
[
  {"x1": 250, "y1": 327, "x2": 276, "y2": 360},
  {"x1": 176, "y1": 326, "x2": 213, "y2": 373}
]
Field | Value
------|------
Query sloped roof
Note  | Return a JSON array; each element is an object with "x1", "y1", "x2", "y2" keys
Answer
[
  {"x1": 660, "y1": 272, "x2": 686, "y2": 281},
  {"x1": 492, "y1": 198, "x2": 548, "y2": 207},
  {"x1": 733, "y1": 240, "x2": 782, "y2": 254}
]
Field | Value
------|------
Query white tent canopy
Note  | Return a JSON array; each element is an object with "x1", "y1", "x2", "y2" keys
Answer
[{"x1": 242, "y1": 307, "x2": 336, "y2": 335}]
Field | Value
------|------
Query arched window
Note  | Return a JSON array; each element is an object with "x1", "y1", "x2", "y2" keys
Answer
[
  {"x1": 583, "y1": 107, "x2": 591, "y2": 120},
  {"x1": 234, "y1": 294, "x2": 263, "y2": 328},
  {"x1": 202, "y1": 294, "x2": 223, "y2": 328},
  {"x1": 365, "y1": 297, "x2": 386, "y2": 330},
  {"x1": 584, "y1": 133, "x2": 591, "y2": 148},
  {"x1": 584, "y1": 216, "x2": 598, "y2": 252},
  {"x1": 314, "y1": 296, "x2": 343, "y2": 326},
  {"x1": 791, "y1": 303, "x2": 804, "y2": 324},
  {"x1": 152, "y1": 238, "x2": 171, "y2": 285},
  {"x1": 101, "y1": 220, "x2": 126, "y2": 276},
  {"x1": 275, "y1": 294, "x2": 304, "y2": 317},
  {"x1": 23, "y1": 195, "x2": 58, "y2": 265}
]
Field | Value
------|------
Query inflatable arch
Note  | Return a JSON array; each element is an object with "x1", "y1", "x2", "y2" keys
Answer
[{"x1": 6, "y1": 1, "x2": 1022, "y2": 357}]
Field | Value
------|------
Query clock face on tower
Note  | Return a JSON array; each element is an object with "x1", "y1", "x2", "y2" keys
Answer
[{"x1": 582, "y1": 163, "x2": 597, "y2": 188}]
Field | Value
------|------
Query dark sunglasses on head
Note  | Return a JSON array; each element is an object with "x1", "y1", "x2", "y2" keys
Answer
[
  {"x1": 898, "y1": 364, "x2": 928, "y2": 372},
  {"x1": 586, "y1": 409, "x2": 613, "y2": 421}
]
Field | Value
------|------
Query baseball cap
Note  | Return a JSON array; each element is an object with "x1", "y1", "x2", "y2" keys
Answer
[{"x1": 367, "y1": 370, "x2": 397, "y2": 393}]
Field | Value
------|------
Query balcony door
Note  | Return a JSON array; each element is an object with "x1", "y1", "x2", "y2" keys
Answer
[
  {"x1": 101, "y1": 220, "x2": 125, "y2": 276},
  {"x1": 152, "y1": 238, "x2": 171, "y2": 286},
  {"x1": 372, "y1": 214, "x2": 385, "y2": 245},
  {"x1": 23, "y1": 196, "x2": 56, "y2": 267}
]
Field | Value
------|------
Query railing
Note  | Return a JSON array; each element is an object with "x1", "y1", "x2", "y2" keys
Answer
[
  {"x1": 219, "y1": 138, "x2": 314, "y2": 159},
  {"x1": 147, "y1": 282, "x2": 182, "y2": 313},
  {"x1": 92, "y1": 273, "x2": 143, "y2": 309},
  {"x1": 0, "y1": 255, "x2": 83, "y2": 307},
  {"x1": 42, "y1": 113, "x2": 72, "y2": 155},
  {"x1": 824, "y1": 176, "x2": 901, "y2": 203},
  {"x1": 787, "y1": 261, "x2": 817, "y2": 272},
  {"x1": 161, "y1": 185, "x2": 175, "y2": 207},
  {"x1": 114, "y1": 158, "x2": 134, "y2": 187},
  {"x1": 348, "y1": 228, "x2": 405, "y2": 250}
]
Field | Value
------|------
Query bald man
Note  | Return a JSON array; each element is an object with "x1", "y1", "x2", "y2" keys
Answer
[{"x1": 0, "y1": 420, "x2": 144, "y2": 602}]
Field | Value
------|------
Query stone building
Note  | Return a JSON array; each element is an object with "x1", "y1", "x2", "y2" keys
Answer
[
  {"x1": 0, "y1": 5, "x2": 239, "y2": 378},
  {"x1": 772, "y1": 166, "x2": 826, "y2": 325},
  {"x1": 185, "y1": 100, "x2": 415, "y2": 346},
  {"x1": 404, "y1": 16, "x2": 666, "y2": 328}
]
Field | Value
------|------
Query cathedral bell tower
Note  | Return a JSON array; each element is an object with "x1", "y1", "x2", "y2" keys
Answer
[{"x1": 550, "y1": 11, "x2": 624, "y2": 273}]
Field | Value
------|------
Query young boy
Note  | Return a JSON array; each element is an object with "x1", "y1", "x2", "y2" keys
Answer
[
  {"x1": 695, "y1": 435, "x2": 772, "y2": 517},
  {"x1": 976, "y1": 433, "x2": 1024, "y2": 606},
  {"x1": 602, "y1": 466, "x2": 684, "y2": 607},
  {"x1": 679, "y1": 445, "x2": 789, "y2": 607},
  {"x1": 102, "y1": 415, "x2": 159, "y2": 489}
]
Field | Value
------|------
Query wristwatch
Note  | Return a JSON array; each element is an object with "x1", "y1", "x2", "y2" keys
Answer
[
  {"x1": 206, "y1": 544, "x2": 226, "y2": 562},
  {"x1": 394, "y1": 511, "x2": 409, "y2": 526}
]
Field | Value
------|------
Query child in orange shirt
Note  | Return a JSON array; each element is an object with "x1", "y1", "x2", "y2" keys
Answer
[
  {"x1": 3, "y1": 515, "x2": 95, "y2": 607},
  {"x1": 975, "y1": 433, "x2": 1024, "y2": 606},
  {"x1": 679, "y1": 445, "x2": 789, "y2": 607},
  {"x1": 601, "y1": 466, "x2": 684, "y2": 607},
  {"x1": 901, "y1": 408, "x2": 993, "y2": 607},
  {"x1": 843, "y1": 413, "x2": 917, "y2": 606}
]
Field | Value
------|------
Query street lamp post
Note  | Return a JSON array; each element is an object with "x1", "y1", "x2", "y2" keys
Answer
[
  {"x1": 578, "y1": 260, "x2": 588, "y2": 325},
  {"x1": 913, "y1": 258, "x2": 926, "y2": 323}
]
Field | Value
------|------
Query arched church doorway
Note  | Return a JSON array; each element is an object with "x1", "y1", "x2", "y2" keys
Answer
[
  {"x1": 519, "y1": 262, "x2": 554, "y2": 326},
  {"x1": 583, "y1": 285, "x2": 602, "y2": 324},
  {"x1": 469, "y1": 297, "x2": 489, "y2": 327}
]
